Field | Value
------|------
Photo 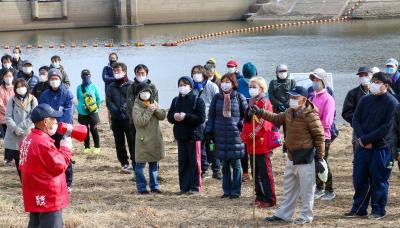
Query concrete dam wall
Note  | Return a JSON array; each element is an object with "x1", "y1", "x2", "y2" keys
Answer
[{"x1": 0, "y1": 0, "x2": 255, "y2": 32}]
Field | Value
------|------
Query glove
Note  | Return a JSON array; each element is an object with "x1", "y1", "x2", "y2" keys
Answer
[
  {"x1": 315, "y1": 159, "x2": 326, "y2": 173},
  {"x1": 250, "y1": 105, "x2": 263, "y2": 115},
  {"x1": 14, "y1": 128, "x2": 24, "y2": 136},
  {"x1": 60, "y1": 137, "x2": 73, "y2": 151},
  {"x1": 204, "y1": 133, "x2": 213, "y2": 146},
  {"x1": 278, "y1": 104, "x2": 286, "y2": 112}
]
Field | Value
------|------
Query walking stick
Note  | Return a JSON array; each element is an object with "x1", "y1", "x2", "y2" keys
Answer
[{"x1": 252, "y1": 114, "x2": 257, "y2": 226}]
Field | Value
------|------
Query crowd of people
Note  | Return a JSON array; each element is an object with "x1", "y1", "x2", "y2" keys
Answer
[{"x1": 2, "y1": 46, "x2": 400, "y2": 227}]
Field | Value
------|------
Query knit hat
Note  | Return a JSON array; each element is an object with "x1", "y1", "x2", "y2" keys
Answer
[
  {"x1": 137, "y1": 82, "x2": 153, "y2": 95},
  {"x1": 178, "y1": 76, "x2": 194, "y2": 88},
  {"x1": 309, "y1": 68, "x2": 328, "y2": 87},
  {"x1": 48, "y1": 68, "x2": 63, "y2": 80},
  {"x1": 242, "y1": 62, "x2": 257, "y2": 79}
]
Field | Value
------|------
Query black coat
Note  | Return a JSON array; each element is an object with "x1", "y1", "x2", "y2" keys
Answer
[
  {"x1": 167, "y1": 91, "x2": 206, "y2": 142},
  {"x1": 342, "y1": 85, "x2": 369, "y2": 125},
  {"x1": 32, "y1": 81, "x2": 50, "y2": 99},
  {"x1": 106, "y1": 80, "x2": 132, "y2": 120}
]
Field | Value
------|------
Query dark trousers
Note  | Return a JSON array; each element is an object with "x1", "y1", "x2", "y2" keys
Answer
[
  {"x1": 205, "y1": 143, "x2": 221, "y2": 173},
  {"x1": 78, "y1": 114, "x2": 100, "y2": 149},
  {"x1": 111, "y1": 118, "x2": 135, "y2": 167},
  {"x1": 177, "y1": 140, "x2": 201, "y2": 193},
  {"x1": 52, "y1": 133, "x2": 73, "y2": 187},
  {"x1": 241, "y1": 146, "x2": 249, "y2": 174},
  {"x1": 28, "y1": 210, "x2": 63, "y2": 228},
  {"x1": 351, "y1": 146, "x2": 392, "y2": 216},
  {"x1": 0, "y1": 123, "x2": 6, "y2": 139},
  {"x1": 201, "y1": 142, "x2": 209, "y2": 174},
  {"x1": 4, "y1": 149, "x2": 21, "y2": 180},
  {"x1": 250, "y1": 154, "x2": 276, "y2": 204},
  {"x1": 316, "y1": 139, "x2": 333, "y2": 192}
]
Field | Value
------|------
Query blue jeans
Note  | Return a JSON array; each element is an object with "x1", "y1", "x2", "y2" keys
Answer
[
  {"x1": 135, "y1": 162, "x2": 158, "y2": 192},
  {"x1": 222, "y1": 159, "x2": 242, "y2": 196}
]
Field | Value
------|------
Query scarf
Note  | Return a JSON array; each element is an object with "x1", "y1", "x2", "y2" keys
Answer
[
  {"x1": 194, "y1": 80, "x2": 206, "y2": 91},
  {"x1": 14, "y1": 94, "x2": 33, "y2": 112},
  {"x1": 116, "y1": 76, "x2": 128, "y2": 86},
  {"x1": 223, "y1": 92, "x2": 231, "y2": 118}
]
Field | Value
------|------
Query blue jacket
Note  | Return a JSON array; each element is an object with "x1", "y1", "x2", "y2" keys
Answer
[
  {"x1": 106, "y1": 80, "x2": 132, "y2": 120},
  {"x1": 76, "y1": 83, "x2": 102, "y2": 115},
  {"x1": 205, "y1": 91, "x2": 248, "y2": 160},
  {"x1": 102, "y1": 65, "x2": 115, "y2": 92},
  {"x1": 16, "y1": 71, "x2": 40, "y2": 90},
  {"x1": 353, "y1": 92, "x2": 398, "y2": 149},
  {"x1": 39, "y1": 84, "x2": 74, "y2": 124}
]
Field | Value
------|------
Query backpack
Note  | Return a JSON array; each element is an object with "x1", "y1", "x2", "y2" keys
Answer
[{"x1": 81, "y1": 85, "x2": 98, "y2": 114}]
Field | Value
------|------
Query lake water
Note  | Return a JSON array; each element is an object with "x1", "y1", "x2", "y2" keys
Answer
[{"x1": 1, "y1": 19, "x2": 399, "y2": 123}]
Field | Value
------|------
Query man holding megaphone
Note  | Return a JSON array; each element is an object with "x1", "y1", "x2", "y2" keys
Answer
[{"x1": 19, "y1": 104, "x2": 73, "y2": 228}]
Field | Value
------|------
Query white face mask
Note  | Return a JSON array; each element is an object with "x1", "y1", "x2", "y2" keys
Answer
[
  {"x1": 289, "y1": 98, "x2": 300, "y2": 109},
  {"x1": 139, "y1": 91, "x2": 151, "y2": 101},
  {"x1": 16, "y1": 87, "x2": 27, "y2": 96},
  {"x1": 40, "y1": 74, "x2": 48, "y2": 82},
  {"x1": 3, "y1": 63, "x2": 11, "y2": 69},
  {"x1": 23, "y1": 67, "x2": 32, "y2": 74},
  {"x1": 193, "y1": 73, "x2": 203, "y2": 83},
  {"x1": 278, "y1": 72, "x2": 288, "y2": 80},
  {"x1": 221, "y1": 82, "x2": 232, "y2": 92},
  {"x1": 179, "y1": 85, "x2": 191, "y2": 96},
  {"x1": 249, "y1": 88, "x2": 260, "y2": 97},
  {"x1": 370, "y1": 83, "x2": 382, "y2": 95},
  {"x1": 227, "y1": 67, "x2": 236, "y2": 74},
  {"x1": 4, "y1": 77, "x2": 13, "y2": 85},
  {"x1": 46, "y1": 121, "x2": 58, "y2": 136},
  {"x1": 359, "y1": 77, "x2": 371, "y2": 86},
  {"x1": 13, "y1": 53, "x2": 20, "y2": 59},
  {"x1": 114, "y1": 73, "x2": 124, "y2": 79},
  {"x1": 49, "y1": 79, "x2": 61, "y2": 89},
  {"x1": 136, "y1": 75, "x2": 146, "y2": 82}
]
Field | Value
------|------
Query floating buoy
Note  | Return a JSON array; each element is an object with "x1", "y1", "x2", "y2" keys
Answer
[
  {"x1": 71, "y1": 43, "x2": 77, "y2": 48},
  {"x1": 4, "y1": 45, "x2": 9, "y2": 49},
  {"x1": 82, "y1": 43, "x2": 88, "y2": 48},
  {"x1": 27, "y1": 45, "x2": 32, "y2": 49},
  {"x1": 151, "y1": 43, "x2": 156, "y2": 46},
  {"x1": 134, "y1": 42, "x2": 145, "y2": 47},
  {"x1": 49, "y1": 44, "x2": 54, "y2": 48},
  {"x1": 60, "y1": 44, "x2": 65, "y2": 48},
  {"x1": 37, "y1": 44, "x2": 43, "y2": 48},
  {"x1": 93, "y1": 43, "x2": 98, "y2": 47},
  {"x1": 15, "y1": 45, "x2": 21, "y2": 49}
]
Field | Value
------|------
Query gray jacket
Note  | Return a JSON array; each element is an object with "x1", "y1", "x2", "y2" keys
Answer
[
  {"x1": 4, "y1": 95, "x2": 38, "y2": 150},
  {"x1": 193, "y1": 80, "x2": 219, "y2": 121}
]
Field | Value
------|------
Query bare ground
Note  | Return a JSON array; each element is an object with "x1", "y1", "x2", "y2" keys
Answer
[{"x1": 1, "y1": 106, "x2": 400, "y2": 227}]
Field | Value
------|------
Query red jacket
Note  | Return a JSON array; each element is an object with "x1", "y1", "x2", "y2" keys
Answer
[
  {"x1": 19, "y1": 128, "x2": 72, "y2": 212},
  {"x1": 241, "y1": 97, "x2": 274, "y2": 155}
]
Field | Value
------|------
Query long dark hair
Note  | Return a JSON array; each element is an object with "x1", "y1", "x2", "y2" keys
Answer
[{"x1": 13, "y1": 78, "x2": 30, "y2": 97}]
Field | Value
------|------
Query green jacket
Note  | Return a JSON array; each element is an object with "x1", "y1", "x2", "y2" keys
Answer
[{"x1": 132, "y1": 98, "x2": 166, "y2": 163}]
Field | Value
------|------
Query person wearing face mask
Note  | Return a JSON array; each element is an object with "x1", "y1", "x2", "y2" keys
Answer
[
  {"x1": 342, "y1": 66, "x2": 371, "y2": 153},
  {"x1": 252, "y1": 86, "x2": 325, "y2": 225},
  {"x1": 39, "y1": 68, "x2": 74, "y2": 191},
  {"x1": 237, "y1": 62, "x2": 259, "y2": 182},
  {"x1": 16, "y1": 60, "x2": 40, "y2": 90},
  {"x1": 132, "y1": 83, "x2": 166, "y2": 194},
  {"x1": 190, "y1": 65, "x2": 220, "y2": 180},
  {"x1": 345, "y1": 72, "x2": 398, "y2": 220},
  {"x1": 4, "y1": 78, "x2": 38, "y2": 179},
  {"x1": 12, "y1": 47, "x2": 23, "y2": 71},
  {"x1": 205, "y1": 73, "x2": 248, "y2": 199},
  {"x1": 19, "y1": 104, "x2": 73, "y2": 228},
  {"x1": 240, "y1": 76, "x2": 277, "y2": 208},
  {"x1": 0, "y1": 54, "x2": 18, "y2": 83},
  {"x1": 226, "y1": 60, "x2": 243, "y2": 80},
  {"x1": 384, "y1": 58, "x2": 400, "y2": 95},
  {"x1": 268, "y1": 64, "x2": 296, "y2": 155},
  {"x1": 77, "y1": 69, "x2": 101, "y2": 155},
  {"x1": 127, "y1": 64, "x2": 159, "y2": 126},
  {"x1": 32, "y1": 66, "x2": 50, "y2": 99},
  {"x1": 308, "y1": 68, "x2": 336, "y2": 201},
  {"x1": 102, "y1": 52, "x2": 118, "y2": 94},
  {"x1": 49, "y1": 55, "x2": 70, "y2": 88},
  {"x1": 204, "y1": 63, "x2": 221, "y2": 86},
  {"x1": 0, "y1": 70, "x2": 14, "y2": 165},
  {"x1": 167, "y1": 76, "x2": 205, "y2": 194},
  {"x1": 206, "y1": 58, "x2": 222, "y2": 79},
  {"x1": 106, "y1": 62, "x2": 136, "y2": 173}
]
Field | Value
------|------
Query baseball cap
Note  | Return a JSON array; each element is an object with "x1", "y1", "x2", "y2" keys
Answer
[
  {"x1": 288, "y1": 86, "x2": 308, "y2": 97},
  {"x1": 30, "y1": 104, "x2": 62, "y2": 123}
]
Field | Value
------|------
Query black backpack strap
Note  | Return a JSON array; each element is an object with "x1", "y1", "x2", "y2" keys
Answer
[
  {"x1": 81, "y1": 85, "x2": 87, "y2": 94},
  {"x1": 235, "y1": 92, "x2": 245, "y2": 118},
  {"x1": 192, "y1": 89, "x2": 204, "y2": 110}
]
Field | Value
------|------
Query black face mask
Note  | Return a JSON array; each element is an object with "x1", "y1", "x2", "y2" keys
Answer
[{"x1": 109, "y1": 60, "x2": 117, "y2": 65}]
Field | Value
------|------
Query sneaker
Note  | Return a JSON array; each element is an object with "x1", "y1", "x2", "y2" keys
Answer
[
  {"x1": 121, "y1": 165, "x2": 131, "y2": 174},
  {"x1": 83, "y1": 148, "x2": 91, "y2": 154},
  {"x1": 242, "y1": 173, "x2": 250, "y2": 182},
  {"x1": 368, "y1": 213, "x2": 386, "y2": 220},
  {"x1": 257, "y1": 201, "x2": 274, "y2": 209},
  {"x1": 265, "y1": 216, "x2": 284, "y2": 222},
  {"x1": 229, "y1": 195, "x2": 240, "y2": 199},
  {"x1": 314, "y1": 189, "x2": 325, "y2": 199},
  {"x1": 3, "y1": 159, "x2": 13, "y2": 166},
  {"x1": 68, "y1": 186, "x2": 73, "y2": 193},
  {"x1": 139, "y1": 191, "x2": 150, "y2": 195},
  {"x1": 212, "y1": 171, "x2": 222, "y2": 180},
  {"x1": 221, "y1": 194, "x2": 230, "y2": 198},
  {"x1": 187, "y1": 190, "x2": 200, "y2": 195},
  {"x1": 92, "y1": 148, "x2": 100, "y2": 154},
  {"x1": 343, "y1": 211, "x2": 368, "y2": 218},
  {"x1": 321, "y1": 191, "x2": 336, "y2": 201},
  {"x1": 294, "y1": 218, "x2": 310, "y2": 225},
  {"x1": 151, "y1": 189, "x2": 162, "y2": 194},
  {"x1": 201, "y1": 171, "x2": 209, "y2": 179}
]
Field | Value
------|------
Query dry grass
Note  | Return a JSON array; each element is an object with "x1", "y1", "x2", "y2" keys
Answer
[{"x1": 1, "y1": 106, "x2": 400, "y2": 227}]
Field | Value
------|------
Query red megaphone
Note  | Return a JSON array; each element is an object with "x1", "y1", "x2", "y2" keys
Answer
[{"x1": 57, "y1": 123, "x2": 88, "y2": 142}]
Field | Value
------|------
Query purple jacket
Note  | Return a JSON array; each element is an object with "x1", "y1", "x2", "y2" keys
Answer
[{"x1": 310, "y1": 89, "x2": 335, "y2": 140}]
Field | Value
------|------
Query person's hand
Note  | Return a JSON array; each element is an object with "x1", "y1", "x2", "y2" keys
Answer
[
  {"x1": 174, "y1": 113, "x2": 184, "y2": 122},
  {"x1": 315, "y1": 159, "x2": 326, "y2": 173},
  {"x1": 149, "y1": 103, "x2": 156, "y2": 111},
  {"x1": 251, "y1": 105, "x2": 263, "y2": 115},
  {"x1": 278, "y1": 104, "x2": 286, "y2": 112},
  {"x1": 14, "y1": 128, "x2": 24, "y2": 136},
  {"x1": 365, "y1": 144, "x2": 372, "y2": 149},
  {"x1": 358, "y1": 138, "x2": 365, "y2": 148},
  {"x1": 60, "y1": 137, "x2": 73, "y2": 151},
  {"x1": 180, "y1": 112, "x2": 186, "y2": 120}
]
